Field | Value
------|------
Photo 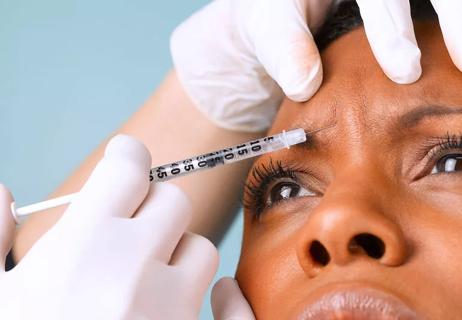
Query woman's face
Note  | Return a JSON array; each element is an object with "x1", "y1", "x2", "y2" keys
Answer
[{"x1": 237, "y1": 21, "x2": 462, "y2": 319}]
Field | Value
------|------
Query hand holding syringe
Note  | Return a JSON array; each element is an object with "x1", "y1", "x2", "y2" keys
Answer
[{"x1": 10, "y1": 126, "x2": 331, "y2": 223}]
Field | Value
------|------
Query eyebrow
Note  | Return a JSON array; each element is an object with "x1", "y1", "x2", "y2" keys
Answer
[
  {"x1": 292, "y1": 106, "x2": 462, "y2": 151},
  {"x1": 399, "y1": 105, "x2": 462, "y2": 129},
  {"x1": 292, "y1": 126, "x2": 322, "y2": 151}
]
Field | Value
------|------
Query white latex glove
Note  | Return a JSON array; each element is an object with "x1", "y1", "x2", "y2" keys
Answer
[
  {"x1": 171, "y1": 0, "x2": 333, "y2": 132},
  {"x1": 0, "y1": 135, "x2": 218, "y2": 320},
  {"x1": 172, "y1": 0, "x2": 462, "y2": 132},
  {"x1": 352, "y1": 0, "x2": 462, "y2": 84},
  {"x1": 211, "y1": 277, "x2": 255, "y2": 320}
]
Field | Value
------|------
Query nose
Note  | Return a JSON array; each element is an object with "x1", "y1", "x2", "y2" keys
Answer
[{"x1": 296, "y1": 181, "x2": 408, "y2": 278}]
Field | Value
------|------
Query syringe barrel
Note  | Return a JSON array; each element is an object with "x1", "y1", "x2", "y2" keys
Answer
[
  {"x1": 11, "y1": 128, "x2": 311, "y2": 221},
  {"x1": 150, "y1": 128, "x2": 306, "y2": 182}
]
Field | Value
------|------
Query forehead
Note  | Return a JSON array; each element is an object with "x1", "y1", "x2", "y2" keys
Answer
[{"x1": 270, "y1": 22, "x2": 462, "y2": 137}]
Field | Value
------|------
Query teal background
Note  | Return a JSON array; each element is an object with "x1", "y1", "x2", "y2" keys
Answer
[{"x1": 0, "y1": 1, "x2": 243, "y2": 319}]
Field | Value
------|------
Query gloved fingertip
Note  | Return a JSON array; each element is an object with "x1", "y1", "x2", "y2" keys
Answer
[
  {"x1": 386, "y1": 60, "x2": 422, "y2": 84},
  {"x1": 65, "y1": 135, "x2": 152, "y2": 221},
  {"x1": 365, "y1": 21, "x2": 422, "y2": 85},
  {"x1": 211, "y1": 277, "x2": 237, "y2": 297},
  {"x1": 284, "y1": 61, "x2": 323, "y2": 102},
  {"x1": 0, "y1": 184, "x2": 16, "y2": 225},
  {"x1": 104, "y1": 134, "x2": 152, "y2": 171},
  {"x1": 152, "y1": 183, "x2": 193, "y2": 223},
  {"x1": 0, "y1": 184, "x2": 14, "y2": 219},
  {"x1": 374, "y1": 39, "x2": 422, "y2": 85},
  {"x1": 0, "y1": 184, "x2": 13, "y2": 202},
  {"x1": 276, "y1": 38, "x2": 323, "y2": 102},
  {"x1": 211, "y1": 277, "x2": 255, "y2": 320}
]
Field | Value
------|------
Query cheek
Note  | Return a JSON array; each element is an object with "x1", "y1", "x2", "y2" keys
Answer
[
  {"x1": 236, "y1": 231, "x2": 304, "y2": 319},
  {"x1": 418, "y1": 216, "x2": 462, "y2": 284},
  {"x1": 401, "y1": 207, "x2": 462, "y2": 315}
]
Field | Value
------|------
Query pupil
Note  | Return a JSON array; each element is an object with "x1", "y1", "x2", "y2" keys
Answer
[
  {"x1": 280, "y1": 186, "x2": 292, "y2": 199},
  {"x1": 271, "y1": 182, "x2": 300, "y2": 203},
  {"x1": 454, "y1": 157, "x2": 462, "y2": 171},
  {"x1": 438, "y1": 155, "x2": 462, "y2": 173}
]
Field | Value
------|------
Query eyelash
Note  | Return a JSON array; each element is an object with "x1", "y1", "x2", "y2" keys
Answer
[
  {"x1": 244, "y1": 134, "x2": 462, "y2": 218},
  {"x1": 426, "y1": 133, "x2": 462, "y2": 162}
]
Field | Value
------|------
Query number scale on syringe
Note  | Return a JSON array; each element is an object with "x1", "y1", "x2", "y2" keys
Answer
[{"x1": 150, "y1": 128, "x2": 307, "y2": 182}]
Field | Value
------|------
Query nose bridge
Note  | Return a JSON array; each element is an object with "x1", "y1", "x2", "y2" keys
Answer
[
  {"x1": 328, "y1": 155, "x2": 395, "y2": 203},
  {"x1": 296, "y1": 164, "x2": 408, "y2": 278},
  {"x1": 323, "y1": 162, "x2": 387, "y2": 212}
]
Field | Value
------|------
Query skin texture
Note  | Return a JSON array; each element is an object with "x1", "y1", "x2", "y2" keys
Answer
[{"x1": 236, "y1": 22, "x2": 462, "y2": 319}]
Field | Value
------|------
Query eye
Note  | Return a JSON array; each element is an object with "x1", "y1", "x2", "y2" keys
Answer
[
  {"x1": 243, "y1": 159, "x2": 319, "y2": 217},
  {"x1": 266, "y1": 181, "x2": 315, "y2": 206},
  {"x1": 431, "y1": 154, "x2": 462, "y2": 174}
]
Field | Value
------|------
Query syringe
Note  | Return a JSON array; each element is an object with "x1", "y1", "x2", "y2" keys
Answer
[
  {"x1": 11, "y1": 128, "x2": 311, "y2": 222},
  {"x1": 148, "y1": 128, "x2": 307, "y2": 182}
]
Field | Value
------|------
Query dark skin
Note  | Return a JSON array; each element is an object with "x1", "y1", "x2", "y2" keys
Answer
[{"x1": 236, "y1": 21, "x2": 462, "y2": 319}]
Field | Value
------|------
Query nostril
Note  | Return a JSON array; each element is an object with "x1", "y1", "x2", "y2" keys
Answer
[
  {"x1": 349, "y1": 233, "x2": 385, "y2": 259},
  {"x1": 309, "y1": 240, "x2": 330, "y2": 266}
]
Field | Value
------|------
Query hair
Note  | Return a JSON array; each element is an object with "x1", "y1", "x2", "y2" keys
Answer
[{"x1": 314, "y1": 0, "x2": 438, "y2": 51}]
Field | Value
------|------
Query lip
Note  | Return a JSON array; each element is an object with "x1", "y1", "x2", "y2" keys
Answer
[{"x1": 293, "y1": 287, "x2": 423, "y2": 320}]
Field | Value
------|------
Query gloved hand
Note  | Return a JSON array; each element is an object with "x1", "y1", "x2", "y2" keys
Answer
[
  {"x1": 211, "y1": 277, "x2": 255, "y2": 320},
  {"x1": 172, "y1": 0, "x2": 462, "y2": 133},
  {"x1": 171, "y1": 0, "x2": 333, "y2": 132},
  {"x1": 0, "y1": 135, "x2": 218, "y2": 320},
  {"x1": 356, "y1": 0, "x2": 462, "y2": 84}
]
